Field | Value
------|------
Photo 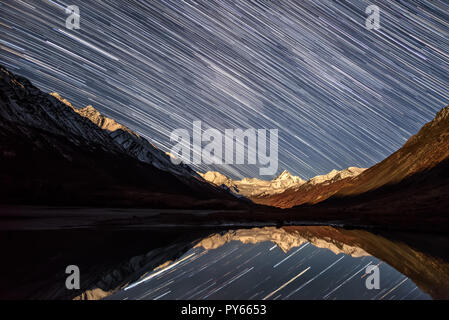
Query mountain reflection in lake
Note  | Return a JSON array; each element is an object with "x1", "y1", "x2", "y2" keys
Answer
[{"x1": 107, "y1": 226, "x2": 449, "y2": 300}]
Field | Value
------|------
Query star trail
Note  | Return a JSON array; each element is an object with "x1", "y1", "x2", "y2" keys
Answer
[
  {"x1": 107, "y1": 233, "x2": 430, "y2": 300},
  {"x1": 1, "y1": 0, "x2": 448, "y2": 179}
]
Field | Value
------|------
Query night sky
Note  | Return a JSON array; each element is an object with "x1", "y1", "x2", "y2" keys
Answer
[{"x1": 1, "y1": 0, "x2": 448, "y2": 179}]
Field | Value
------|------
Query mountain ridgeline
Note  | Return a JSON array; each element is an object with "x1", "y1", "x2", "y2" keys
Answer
[
  {"x1": 0, "y1": 66, "x2": 246, "y2": 209},
  {"x1": 199, "y1": 167, "x2": 367, "y2": 207},
  {"x1": 201, "y1": 104, "x2": 449, "y2": 218},
  {"x1": 303, "y1": 103, "x2": 449, "y2": 225}
]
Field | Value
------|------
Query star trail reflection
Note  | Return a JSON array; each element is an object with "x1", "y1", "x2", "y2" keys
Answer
[
  {"x1": 1, "y1": 0, "x2": 448, "y2": 179},
  {"x1": 107, "y1": 227, "x2": 442, "y2": 300}
]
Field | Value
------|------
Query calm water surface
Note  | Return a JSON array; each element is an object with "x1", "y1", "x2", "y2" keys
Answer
[{"x1": 108, "y1": 227, "x2": 440, "y2": 300}]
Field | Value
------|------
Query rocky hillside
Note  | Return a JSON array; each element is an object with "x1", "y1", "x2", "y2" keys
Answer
[
  {"x1": 218, "y1": 103, "x2": 449, "y2": 210},
  {"x1": 333, "y1": 104, "x2": 449, "y2": 197},
  {"x1": 0, "y1": 66, "x2": 245, "y2": 208},
  {"x1": 48, "y1": 92, "x2": 195, "y2": 177},
  {"x1": 286, "y1": 103, "x2": 449, "y2": 232}
]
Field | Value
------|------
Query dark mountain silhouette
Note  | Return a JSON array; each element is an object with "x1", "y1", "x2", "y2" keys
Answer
[
  {"x1": 0, "y1": 66, "x2": 246, "y2": 209},
  {"x1": 282, "y1": 104, "x2": 449, "y2": 232},
  {"x1": 242, "y1": 104, "x2": 449, "y2": 209}
]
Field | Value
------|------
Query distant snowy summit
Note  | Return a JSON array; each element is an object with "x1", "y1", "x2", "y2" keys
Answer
[
  {"x1": 308, "y1": 167, "x2": 366, "y2": 185},
  {"x1": 199, "y1": 167, "x2": 366, "y2": 203}
]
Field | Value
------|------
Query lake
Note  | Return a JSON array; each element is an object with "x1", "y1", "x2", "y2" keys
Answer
[
  {"x1": 2, "y1": 207, "x2": 449, "y2": 300},
  {"x1": 106, "y1": 226, "x2": 448, "y2": 300}
]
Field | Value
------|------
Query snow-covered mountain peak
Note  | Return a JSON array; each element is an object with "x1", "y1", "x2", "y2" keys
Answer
[
  {"x1": 309, "y1": 167, "x2": 366, "y2": 185},
  {"x1": 200, "y1": 169, "x2": 306, "y2": 198},
  {"x1": 49, "y1": 92, "x2": 76, "y2": 110},
  {"x1": 274, "y1": 170, "x2": 305, "y2": 183},
  {"x1": 77, "y1": 105, "x2": 137, "y2": 136},
  {"x1": 274, "y1": 170, "x2": 291, "y2": 180},
  {"x1": 199, "y1": 171, "x2": 232, "y2": 186}
]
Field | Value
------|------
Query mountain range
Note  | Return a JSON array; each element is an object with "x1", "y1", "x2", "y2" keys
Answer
[
  {"x1": 1, "y1": 65, "x2": 449, "y2": 231},
  {"x1": 201, "y1": 104, "x2": 449, "y2": 220},
  {"x1": 198, "y1": 167, "x2": 366, "y2": 207}
]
